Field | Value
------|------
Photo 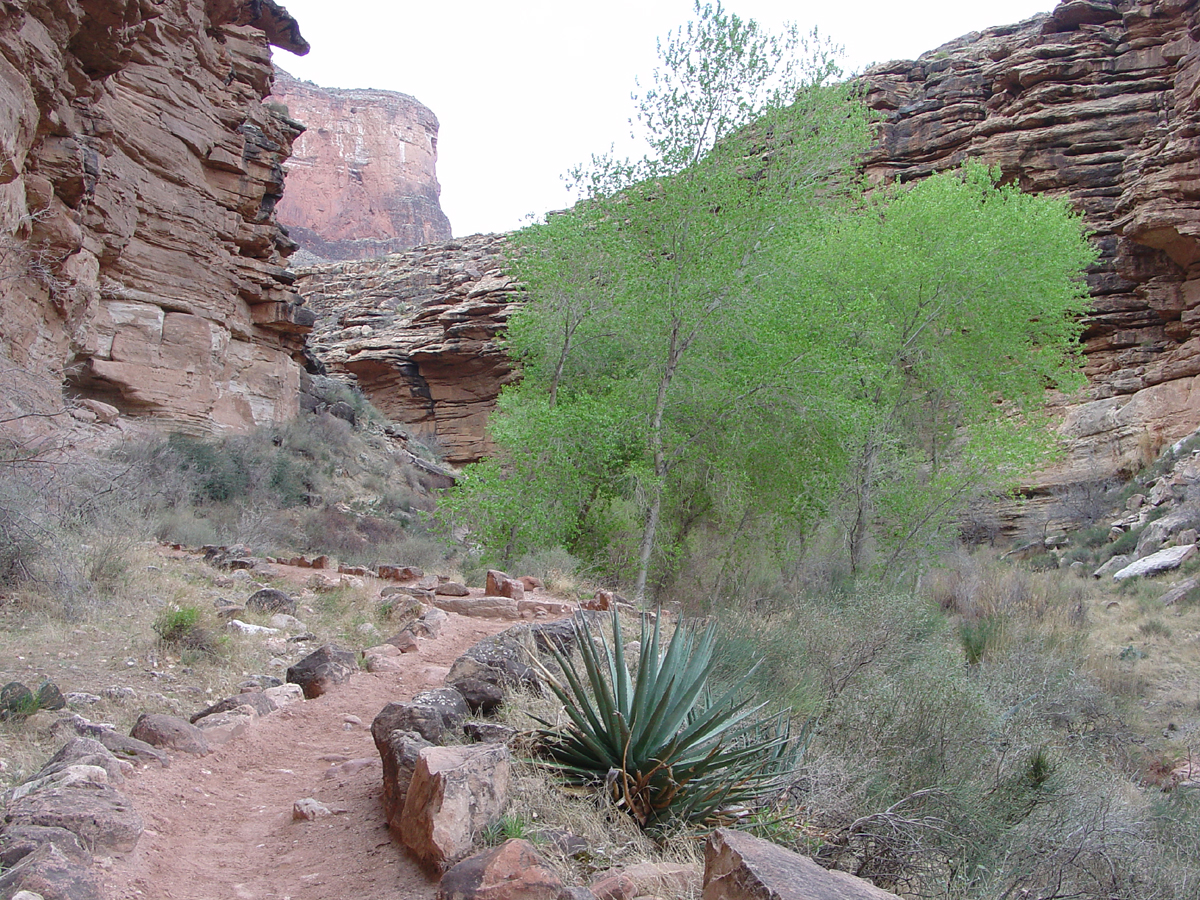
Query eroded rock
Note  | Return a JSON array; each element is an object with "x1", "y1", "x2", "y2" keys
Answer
[
  {"x1": 436, "y1": 839, "x2": 564, "y2": 900},
  {"x1": 286, "y1": 644, "x2": 359, "y2": 698}
]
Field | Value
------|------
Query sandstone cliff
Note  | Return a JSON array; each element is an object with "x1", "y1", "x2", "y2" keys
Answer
[
  {"x1": 269, "y1": 71, "x2": 451, "y2": 261},
  {"x1": 297, "y1": 234, "x2": 517, "y2": 464},
  {"x1": 0, "y1": 0, "x2": 314, "y2": 433},
  {"x1": 862, "y1": 0, "x2": 1200, "y2": 516}
]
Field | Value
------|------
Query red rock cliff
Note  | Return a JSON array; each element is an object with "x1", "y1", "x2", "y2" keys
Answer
[
  {"x1": 269, "y1": 71, "x2": 452, "y2": 261},
  {"x1": 862, "y1": 0, "x2": 1200, "y2": 516},
  {"x1": 0, "y1": 0, "x2": 314, "y2": 433}
]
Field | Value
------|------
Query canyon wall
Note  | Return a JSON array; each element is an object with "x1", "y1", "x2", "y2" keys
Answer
[
  {"x1": 297, "y1": 234, "x2": 517, "y2": 464},
  {"x1": 269, "y1": 71, "x2": 451, "y2": 261},
  {"x1": 298, "y1": 0, "x2": 1200, "y2": 511},
  {"x1": 0, "y1": 0, "x2": 314, "y2": 434},
  {"x1": 862, "y1": 0, "x2": 1200, "y2": 518}
]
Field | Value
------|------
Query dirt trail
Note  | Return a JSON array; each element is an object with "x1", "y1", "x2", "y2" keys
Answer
[{"x1": 102, "y1": 613, "x2": 514, "y2": 900}]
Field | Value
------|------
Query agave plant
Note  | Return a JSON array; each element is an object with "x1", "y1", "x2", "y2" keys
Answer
[{"x1": 530, "y1": 608, "x2": 797, "y2": 830}]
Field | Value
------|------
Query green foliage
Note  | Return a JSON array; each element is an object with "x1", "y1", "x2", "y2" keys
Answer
[
  {"x1": 152, "y1": 604, "x2": 216, "y2": 656},
  {"x1": 449, "y1": 2, "x2": 1097, "y2": 598},
  {"x1": 532, "y1": 610, "x2": 796, "y2": 831}
]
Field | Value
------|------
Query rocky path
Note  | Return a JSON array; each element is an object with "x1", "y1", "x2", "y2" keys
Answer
[{"x1": 102, "y1": 614, "x2": 513, "y2": 900}]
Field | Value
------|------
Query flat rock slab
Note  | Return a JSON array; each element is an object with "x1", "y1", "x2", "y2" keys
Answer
[
  {"x1": 432, "y1": 595, "x2": 519, "y2": 619},
  {"x1": 704, "y1": 828, "x2": 901, "y2": 900},
  {"x1": 1112, "y1": 544, "x2": 1197, "y2": 581},
  {"x1": 437, "y1": 839, "x2": 563, "y2": 900},
  {"x1": 6, "y1": 783, "x2": 144, "y2": 854}
]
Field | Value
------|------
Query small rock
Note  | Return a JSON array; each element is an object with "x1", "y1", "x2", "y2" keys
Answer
[
  {"x1": 292, "y1": 797, "x2": 332, "y2": 820},
  {"x1": 190, "y1": 691, "x2": 276, "y2": 724},
  {"x1": 452, "y1": 678, "x2": 505, "y2": 716},
  {"x1": 518, "y1": 575, "x2": 544, "y2": 591},
  {"x1": 434, "y1": 581, "x2": 470, "y2": 597},
  {"x1": 591, "y1": 861, "x2": 701, "y2": 900},
  {"x1": 269, "y1": 613, "x2": 307, "y2": 631},
  {"x1": 387, "y1": 631, "x2": 420, "y2": 653},
  {"x1": 34, "y1": 681, "x2": 66, "y2": 712},
  {"x1": 264, "y1": 683, "x2": 304, "y2": 708},
  {"x1": 411, "y1": 607, "x2": 448, "y2": 639},
  {"x1": 246, "y1": 588, "x2": 295, "y2": 614},
  {"x1": 63, "y1": 693, "x2": 102, "y2": 708},
  {"x1": 225, "y1": 619, "x2": 280, "y2": 636}
]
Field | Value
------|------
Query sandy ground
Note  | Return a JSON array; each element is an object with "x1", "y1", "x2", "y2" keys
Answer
[{"x1": 101, "y1": 610, "x2": 515, "y2": 900}]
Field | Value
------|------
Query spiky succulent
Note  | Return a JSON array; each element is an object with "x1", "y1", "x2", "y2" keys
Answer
[{"x1": 531, "y1": 609, "x2": 796, "y2": 830}]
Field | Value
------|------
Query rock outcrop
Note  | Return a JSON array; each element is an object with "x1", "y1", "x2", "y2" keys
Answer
[
  {"x1": 296, "y1": 234, "x2": 518, "y2": 463},
  {"x1": 0, "y1": 0, "x2": 314, "y2": 434},
  {"x1": 270, "y1": 70, "x2": 451, "y2": 260},
  {"x1": 862, "y1": 0, "x2": 1200, "y2": 522}
]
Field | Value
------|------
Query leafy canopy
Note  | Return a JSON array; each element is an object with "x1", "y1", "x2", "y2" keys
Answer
[{"x1": 442, "y1": 3, "x2": 1096, "y2": 596}]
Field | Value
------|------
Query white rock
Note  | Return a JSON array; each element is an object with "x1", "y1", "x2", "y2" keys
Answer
[
  {"x1": 269, "y1": 614, "x2": 307, "y2": 631},
  {"x1": 194, "y1": 705, "x2": 258, "y2": 744},
  {"x1": 1113, "y1": 544, "x2": 1198, "y2": 581},
  {"x1": 1093, "y1": 555, "x2": 1130, "y2": 579},
  {"x1": 226, "y1": 619, "x2": 280, "y2": 636},
  {"x1": 292, "y1": 797, "x2": 332, "y2": 820},
  {"x1": 264, "y1": 683, "x2": 304, "y2": 707}
]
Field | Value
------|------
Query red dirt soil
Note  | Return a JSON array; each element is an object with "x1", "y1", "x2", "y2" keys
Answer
[{"x1": 102, "y1": 611, "x2": 515, "y2": 900}]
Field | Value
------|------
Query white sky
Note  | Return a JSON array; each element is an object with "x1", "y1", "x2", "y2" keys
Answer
[{"x1": 274, "y1": 1, "x2": 1055, "y2": 237}]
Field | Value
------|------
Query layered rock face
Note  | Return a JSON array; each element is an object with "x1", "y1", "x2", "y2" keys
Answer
[
  {"x1": 0, "y1": 0, "x2": 314, "y2": 433},
  {"x1": 862, "y1": 0, "x2": 1200, "y2": 514},
  {"x1": 269, "y1": 71, "x2": 451, "y2": 261},
  {"x1": 296, "y1": 234, "x2": 517, "y2": 463}
]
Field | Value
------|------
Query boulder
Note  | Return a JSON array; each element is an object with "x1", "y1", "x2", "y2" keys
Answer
[
  {"x1": 452, "y1": 678, "x2": 505, "y2": 716},
  {"x1": 286, "y1": 644, "x2": 359, "y2": 698},
  {"x1": 7, "y1": 764, "x2": 112, "y2": 804},
  {"x1": 436, "y1": 839, "x2": 564, "y2": 900},
  {"x1": 34, "y1": 681, "x2": 66, "y2": 712},
  {"x1": 400, "y1": 743, "x2": 512, "y2": 872},
  {"x1": 1, "y1": 682, "x2": 36, "y2": 721},
  {"x1": 372, "y1": 689, "x2": 469, "y2": 746},
  {"x1": 193, "y1": 705, "x2": 259, "y2": 745},
  {"x1": 1093, "y1": 555, "x2": 1130, "y2": 579},
  {"x1": 703, "y1": 828, "x2": 902, "y2": 900},
  {"x1": 264, "y1": 683, "x2": 305, "y2": 708},
  {"x1": 432, "y1": 595, "x2": 520, "y2": 619},
  {"x1": 1112, "y1": 544, "x2": 1198, "y2": 581},
  {"x1": 413, "y1": 606, "x2": 449, "y2": 639},
  {"x1": 34, "y1": 738, "x2": 130, "y2": 784},
  {"x1": 5, "y1": 783, "x2": 143, "y2": 854},
  {"x1": 246, "y1": 588, "x2": 296, "y2": 614},
  {"x1": 376, "y1": 729, "x2": 434, "y2": 828},
  {"x1": 435, "y1": 581, "x2": 471, "y2": 597},
  {"x1": 518, "y1": 575, "x2": 544, "y2": 591},
  {"x1": 486, "y1": 570, "x2": 525, "y2": 601},
  {"x1": 1160, "y1": 575, "x2": 1200, "y2": 606},
  {"x1": 0, "y1": 824, "x2": 92, "y2": 869},
  {"x1": 0, "y1": 841, "x2": 105, "y2": 900},
  {"x1": 130, "y1": 713, "x2": 209, "y2": 755},
  {"x1": 446, "y1": 627, "x2": 540, "y2": 693}
]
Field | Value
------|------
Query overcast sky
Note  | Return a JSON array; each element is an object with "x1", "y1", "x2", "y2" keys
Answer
[{"x1": 274, "y1": 1, "x2": 1055, "y2": 237}]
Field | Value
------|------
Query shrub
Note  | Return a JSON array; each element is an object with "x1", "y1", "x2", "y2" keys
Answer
[
  {"x1": 532, "y1": 610, "x2": 797, "y2": 831},
  {"x1": 152, "y1": 604, "x2": 216, "y2": 655}
]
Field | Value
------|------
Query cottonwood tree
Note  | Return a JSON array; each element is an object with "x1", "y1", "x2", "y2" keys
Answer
[{"x1": 445, "y1": 4, "x2": 1095, "y2": 598}]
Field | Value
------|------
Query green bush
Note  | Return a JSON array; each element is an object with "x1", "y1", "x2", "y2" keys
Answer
[{"x1": 532, "y1": 610, "x2": 797, "y2": 831}]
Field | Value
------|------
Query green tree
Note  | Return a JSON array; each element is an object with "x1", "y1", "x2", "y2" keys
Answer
[
  {"x1": 768, "y1": 165, "x2": 1095, "y2": 573},
  {"x1": 445, "y1": 5, "x2": 1095, "y2": 598}
]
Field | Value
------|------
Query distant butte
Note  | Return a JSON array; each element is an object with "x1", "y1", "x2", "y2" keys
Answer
[{"x1": 269, "y1": 70, "x2": 453, "y2": 262}]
